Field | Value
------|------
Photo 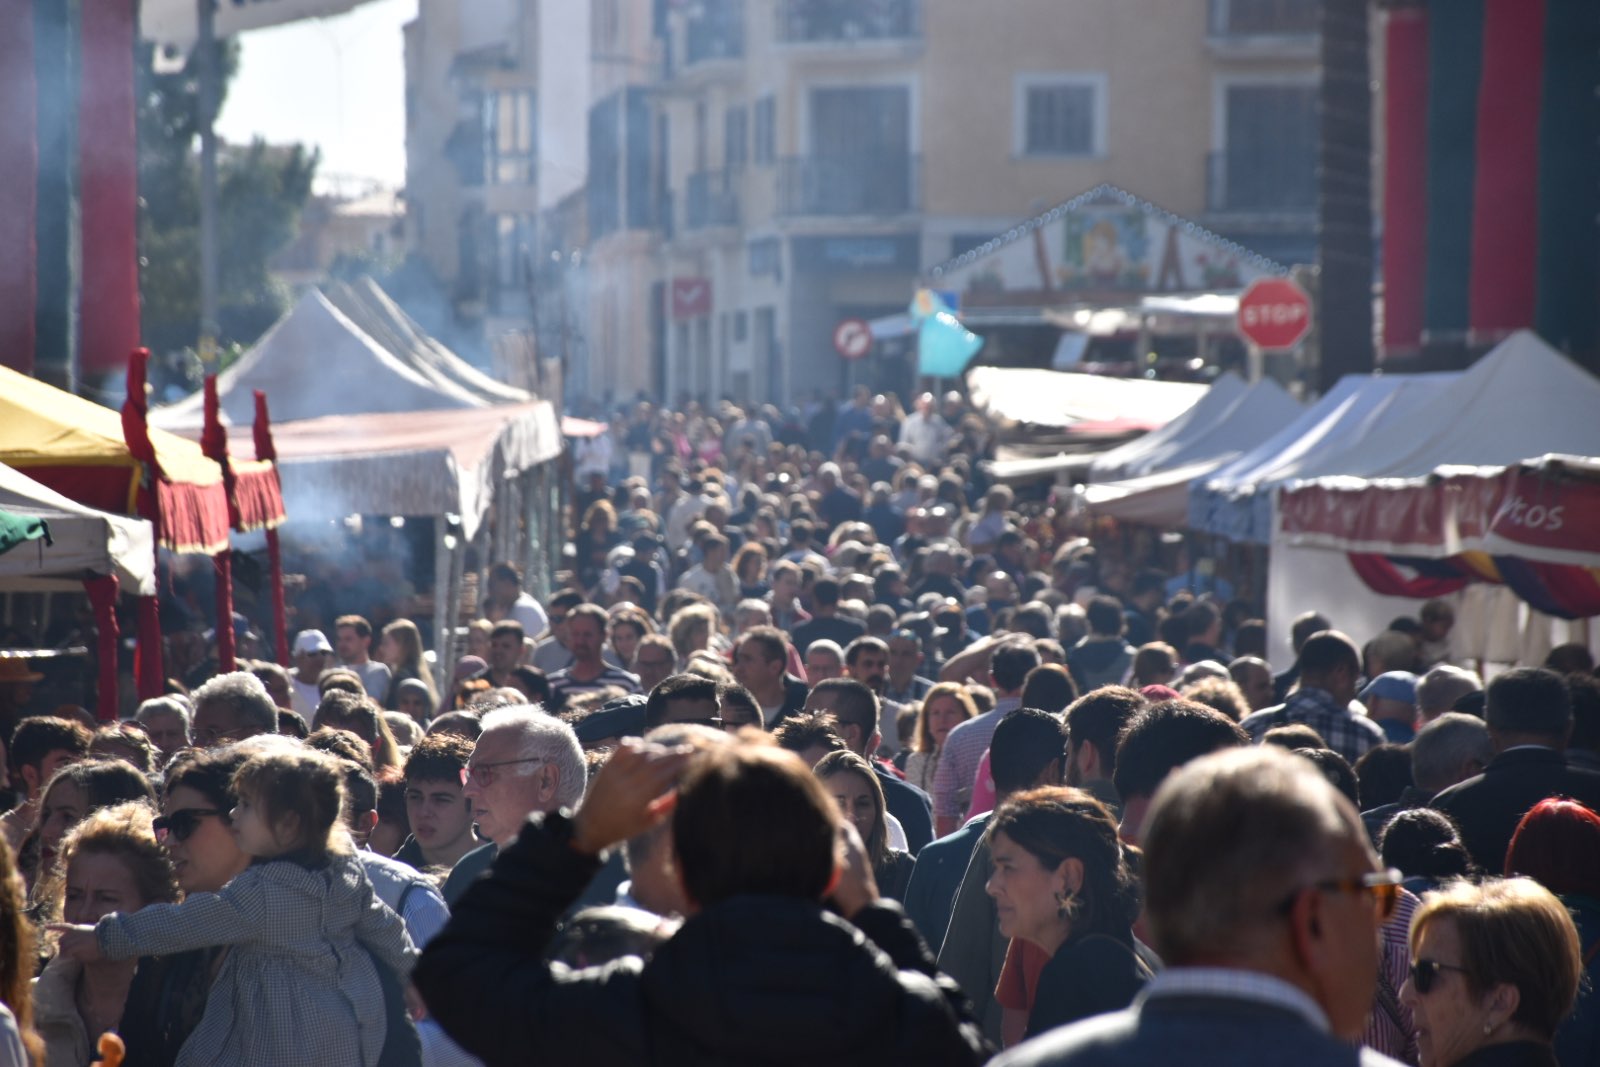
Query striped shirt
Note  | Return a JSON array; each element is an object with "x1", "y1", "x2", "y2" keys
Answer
[
  {"x1": 932, "y1": 696, "x2": 1020, "y2": 821},
  {"x1": 548, "y1": 663, "x2": 641, "y2": 708}
]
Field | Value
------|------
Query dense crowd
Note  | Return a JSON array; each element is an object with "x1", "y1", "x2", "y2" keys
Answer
[{"x1": 2, "y1": 391, "x2": 1600, "y2": 1066}]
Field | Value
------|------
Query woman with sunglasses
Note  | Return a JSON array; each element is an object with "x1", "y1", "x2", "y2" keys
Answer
[
  {"x1": 983, "y1": 785, "x2": 1150, "y2": 1041},
  {"x1": 1400, "y1": 877, "x2": 1581, "y2": 1067},
  {"x1": 114, "y1": 745, "x2": 252, "y2": 1066},
  {"x1": 34, "y1": 802, "x2": 176, "y2": 1067}
]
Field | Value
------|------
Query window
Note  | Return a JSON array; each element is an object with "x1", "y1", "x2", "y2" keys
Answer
[
  {"x1": 484, "y1": 89, "x2": 536, "y2": 184},
  {"x1": 1218, "y1": 81, "x2": 1317, "y2": 212},
  {"x1": 748, "y1": 237, "x2": 781, "y2": 279},
  {"x1": 725, "y1": 106, "x2": 748, "y2": 169},
  {"x1": 753, "y1": 95, "x2": 776, "y2": 166},
  {"x1": 1013, "y1": 74, "x2": 1105, "y2": 157},
  {"x1": 493, "y1": 214, "x2": 534, "y2": 289}
]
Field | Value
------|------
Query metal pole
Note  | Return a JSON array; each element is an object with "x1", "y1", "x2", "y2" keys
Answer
[{"x1": 196, "y1": 0, "x2": 220, "y2": 364}]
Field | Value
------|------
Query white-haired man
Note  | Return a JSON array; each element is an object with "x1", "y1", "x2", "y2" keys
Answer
[{"x1": 443, "y1": 705, "x2": 586, "y2": 906}]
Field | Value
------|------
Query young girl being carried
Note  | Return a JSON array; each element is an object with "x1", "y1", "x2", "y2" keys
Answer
[{"x1": 51, "y1": 747, "x2": 417, "y2": 1067}]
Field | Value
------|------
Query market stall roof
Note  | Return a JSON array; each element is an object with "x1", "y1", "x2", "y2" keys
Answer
[
  {"x1": 967, "y1": 367, "x2": 1208, "y2": 431},
  {"x1": 0, "y1": 365, "x2": 281, "y2": 553},
  {"x1": 1080, "y1": 377, "x2": 1306, "y2": 526},
  {"x1": 1289, "y1": 331, "x2": 1600, "y2": 480},
  {"x1": 0, "y1": 462, "x2": 155, "y2": 594},
  {"x1": 1187, "y1": 371, "x2": 1461, "y2": 544},
  {"x1": 152, "y1": 289, "x2": 489, "y2": 432},
  {"x1": 927, "y1": 184, "x2": 1286, "y2": 310},
  {"x1": 224, "y1": 401, "x2": 562, "y2": 541},
  {"x1": 322, "y1": 277, "x2": 532, "y2": 406}
]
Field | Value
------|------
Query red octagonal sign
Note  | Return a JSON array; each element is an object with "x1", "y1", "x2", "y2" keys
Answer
[{"x1": 1237, "y1": 277, "x2": 1312, "y2": 351}]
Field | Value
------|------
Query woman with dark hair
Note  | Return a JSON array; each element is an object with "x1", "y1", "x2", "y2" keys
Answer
[
  {"x1": 26, "y1": 760, "x2": 157, "y2": 900},
  {"x1": 813, "y1": 751, "x2": 915, "y2": 902},
  {"x1": 1382, "y1": 808, "x2": 1477, "y2": 895},
  {"x1": 1506, "y1": 798, "x2": 1600, "y2": 1067},
  {"x1": 113, "y1": 745, "x2": 253, "y2": 1066},
  {"x1": 731, "y1": 542, "x2": 770, "y2": 601},
  {"x1": 984, "y1": 785, "x2": 1151, "y2": 1040},
  {"x1": 575, "y1": 500, "x2": 621, "y2": 592}
]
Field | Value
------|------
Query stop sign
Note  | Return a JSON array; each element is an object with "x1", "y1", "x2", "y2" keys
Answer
[{"x1": 1237, "y1": 278, "x2": 1312, "y2": 350}]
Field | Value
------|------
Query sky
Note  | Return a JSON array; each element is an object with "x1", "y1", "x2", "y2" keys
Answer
[{"x1": 214, "y1": 0, "x2": 416, "y2": 193}]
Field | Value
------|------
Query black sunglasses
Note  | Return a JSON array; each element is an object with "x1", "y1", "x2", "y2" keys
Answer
[
  {"x1": 153, "y1": 808, "x2": 226, "y2": 843},
  {"x1": 1410, "y1": 958, "x2": 1471, "y2": 994}
]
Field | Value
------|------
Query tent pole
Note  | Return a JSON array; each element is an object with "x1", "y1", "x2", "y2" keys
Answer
[
  {"x1": 444, "y1": 529, "x2": 466, "y2": 684},
  {"x1": 84, "y1": 574, "x2": 119, "y2": 721},
  {"x1": 431, "y1": 518, "x2": 450, "y2": 695}
]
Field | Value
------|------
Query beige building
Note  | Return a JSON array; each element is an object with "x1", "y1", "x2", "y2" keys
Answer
[
  {"x1": 401, "y1": 0, "x2": 1322, "y2": 406},
  {"x1": 269, "y1": 185, "x2": 406, "y2": 291}
]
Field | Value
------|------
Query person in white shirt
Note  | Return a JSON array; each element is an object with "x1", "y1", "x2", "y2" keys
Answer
[
  {"x1": 288, "y1": 630, "x2": 334, "y2": 722},
  {"x1": 898, "y1": 392, "x2": 953, "y2": 467},
  {"x1": 486, "y1": 563, "x2": 549, "y2": 642},
  {"x1": 677, "y1": 535, "x2": 737, "y2": 617}
]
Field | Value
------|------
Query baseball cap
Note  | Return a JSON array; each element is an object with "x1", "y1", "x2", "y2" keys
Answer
[
  {"x1": 1361, "y1": 671, "x2": 1418, "y2": 704},
  {"x1": 293, "y1": 629, "x2": 333, "y2": 655}
]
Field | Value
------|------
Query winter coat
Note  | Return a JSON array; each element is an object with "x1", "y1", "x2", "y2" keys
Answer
[
  {"x1": 415, "y1": 815, "x2": 991, "y2": 1067},
  {"x1": 96, "y1": 851, "x2": 417, "y2": 1067}
]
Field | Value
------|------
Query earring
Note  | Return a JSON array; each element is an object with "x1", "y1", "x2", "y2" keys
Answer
[
  {"x1": 1483, "y1": 1021, "x2": 1494, "y2": 1036},
  {"x1": 1056, "y1": 890, "x2": 1074, "y2": 919}
]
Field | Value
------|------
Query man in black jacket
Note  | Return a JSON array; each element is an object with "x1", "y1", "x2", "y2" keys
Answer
[
  {"x1": 1432, "y1": 667, "x2": 1600, "y2": 871},
  {"x1": 415, "y1": 739, "x2": 990, "y2": 1066}
]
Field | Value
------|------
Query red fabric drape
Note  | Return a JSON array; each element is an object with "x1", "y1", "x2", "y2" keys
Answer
[
  {"x1": 1468, "y1": 0, "x2": 1546, "y2": 334},
  {"x1": 1381, "y1": 7, "x2": 1429, "y2": 356},
  {"x1": 1348, "y1": 553, "x2": 1472, "y2": 599},
  {"x1": 124, "y1": 350, "x2": 165, "y2": 698},
  {"x1": 134, "y1": 589, "x2": 163, "y2": 701},
  {"x1": 254, "y1": 391, "x2": 291, "y2": 666},
  {"x1": 0, "y1": 0, "x2": 38, "y2": 374},
  {"x1": 212, "y1": 550, "x2": 235, "y2": 672},
  {"x1": 76, "y1": 0, "x2": 139, "y2": 376},
  {"x1": 84, "y1": 574, "x2": 120, "y2": 721}
]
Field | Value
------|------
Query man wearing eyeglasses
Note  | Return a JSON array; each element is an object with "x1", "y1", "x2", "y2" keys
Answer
[
  {"x1": 442, "y1": 706, "x2": 586, "y2": 907},
  {"x1": 992, "y1": 745, "x2": 1405, "y2": 1067},
  {"x1": 189, "y1": 672, "x2": 279, "y2": 750}
]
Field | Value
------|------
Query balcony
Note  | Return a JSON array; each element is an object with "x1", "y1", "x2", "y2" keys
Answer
[
  {"x1": 684, "y1": 170, "x2": 741, "y2": 230},
  {"x1": 684, "y1": 0, "x2": 745, "y2": 67},
  {"x1": 775, "y1": 0, "x2": 921, "y2": 45},
  {"x1": 1206, "y1": 149, "x2": 1316, "y2": 218},
  {"x1": 776, "y1": 154, "x2": 920, "y2": 217},
  {"x1": 1207, "y1": 0, "x2": 1318, "y2": 57}
]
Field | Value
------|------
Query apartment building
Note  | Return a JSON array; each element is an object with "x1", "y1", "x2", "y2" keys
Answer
[{"x1": 404, "y1": 0, "x2": 543, "y2": 341}]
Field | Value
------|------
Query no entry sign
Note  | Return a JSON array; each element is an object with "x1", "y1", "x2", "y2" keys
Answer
[
  {"x1": 833, "y1": 318, "x2": 873, "y2": 360},
  {"x1": 1237, "y1": 277, "x2": 1312, "y2": 350}
]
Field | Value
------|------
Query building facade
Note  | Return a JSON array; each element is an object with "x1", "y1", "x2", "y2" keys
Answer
[{"x1": 407, "y1": 0, "x2": 1325, "y2": 406}]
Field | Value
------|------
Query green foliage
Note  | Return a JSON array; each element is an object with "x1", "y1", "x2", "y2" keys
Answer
[{"x1": 136, "y1": 41, "x2": 319, "y2": 360}]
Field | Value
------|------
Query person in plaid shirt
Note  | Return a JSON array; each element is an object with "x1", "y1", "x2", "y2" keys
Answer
[
  {"x1": 51, "y1": 747, "x2": 416, "y2": 1067},
  {"x1": 1241, "y1": 632, "x2": 1385, "y2": 767}
]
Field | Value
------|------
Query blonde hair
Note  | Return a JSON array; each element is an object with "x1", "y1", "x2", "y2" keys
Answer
[
  {"x1": 668, "y1": 603, "x2": 719, "y2": 662},
  {"x1": 382, "y1": 619, "x2": 439, "y2": 701},
  {"x1": 55, "y1": 801, "x2": 177, "y2": 918},
  {"x1": 1410, "y1": 877, "x2": 1581, "y2": 1039}
]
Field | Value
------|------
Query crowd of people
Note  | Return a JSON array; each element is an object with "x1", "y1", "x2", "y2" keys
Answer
[{"x1": 1, "y1": 390, "x2": 1599, "y2": 1066}]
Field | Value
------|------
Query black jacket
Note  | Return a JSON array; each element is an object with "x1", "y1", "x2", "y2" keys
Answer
[
  {"x1": 878, "y1": 764, "x2": 934, "y2": 855},
  {"x1": 415, "y1": 814, "x2": 991, "y2": 1067},
  {"x1": 1026, "y1": 931, "x2": 1154, "y2": 1040},
  {"x1": 1432, "y1": 747, "x2": 1600, "y2": 872}
]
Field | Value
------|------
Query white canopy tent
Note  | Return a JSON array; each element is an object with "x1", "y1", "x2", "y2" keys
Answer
[
  {"x1": 1187, "y1": 372, "x2": 1462, "y2": 545},
  {"x1": 0, "y1": 462, "x2": 155, "y2": 594},
  {"x1": 968, "y1": 367, "x2": 1208, "y2": 431},
  {"x1": 1081, "y1": 376, "x2": 1304, "y2": 527}
]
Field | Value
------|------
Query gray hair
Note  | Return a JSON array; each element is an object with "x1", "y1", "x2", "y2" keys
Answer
[
  {"x1": 190, "y1": 671, "x2": 278, "y2": 736},
  {"x1": 1412, "y1": 712, "x2": 1494, "y2": 795},
  {"x1": 479, "y1": 705, "x2": 585, "y2": 809},
  {"x1": 1417, "y1": 665, "x2": 1483, "y2": 716},
  {"x1": 1142, "y1": 746, "x2": 1358, "y2": 965},
  {"x1": 135, "y1": 696, "x2": 190, "y2": 729}
]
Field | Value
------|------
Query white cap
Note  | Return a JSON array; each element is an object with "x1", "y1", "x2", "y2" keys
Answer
[{"x1": 293, "y1": 629, "x2": 333, "y2": 655}]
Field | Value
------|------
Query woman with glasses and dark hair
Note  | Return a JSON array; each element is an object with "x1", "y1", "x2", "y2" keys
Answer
[
  {"x1": 34, "y1": 802, "x2": 177, "y2": 1067},
  {"x1": 814, "y1": 751, "x2": 915, "y2": 902},
  {"x1": 1400, "y1": 877, "x2": 1581, "y2": 1067},
  {"x1": 983, "y1": 785, "x2": 1151, "y2": 1042},
  {"x1": 114, "y1": 745, "x2": 252, "y2": 1066}
]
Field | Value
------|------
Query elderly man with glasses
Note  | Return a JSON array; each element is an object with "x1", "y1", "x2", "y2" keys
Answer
[{"x1": 441, "y1": 705, "x2": 585, "y2": 907}]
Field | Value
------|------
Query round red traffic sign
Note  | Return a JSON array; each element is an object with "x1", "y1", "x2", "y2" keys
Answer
[
  {"x1": 833, "y1": 318, "x2": 873, "y2": 360},
  {"x1": 1237, "y1": 277, "x2": 1312, "y2": 350}
]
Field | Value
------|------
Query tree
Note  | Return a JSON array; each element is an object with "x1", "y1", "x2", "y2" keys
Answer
[{"x1": 135, "y1": 41, "x2": 319, "y2": 369}]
